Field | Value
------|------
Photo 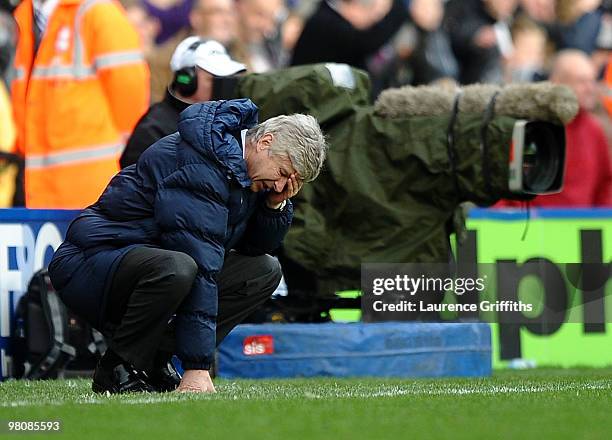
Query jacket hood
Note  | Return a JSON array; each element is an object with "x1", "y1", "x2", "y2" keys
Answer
[{"x1": 178, "y1": 99, "x2": 259, "y2": 187}]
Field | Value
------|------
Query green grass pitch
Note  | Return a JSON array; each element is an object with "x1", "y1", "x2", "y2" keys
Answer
[{"x1": 1, "y1": 369, "x2": 611, "y2": 440}]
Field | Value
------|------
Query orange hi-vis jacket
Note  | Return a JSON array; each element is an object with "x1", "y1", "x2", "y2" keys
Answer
[
  {"x1": 12, "y1": 0, "x2": 150, "y2": 208},
  {"x1": 604, "y1": 56, "x2": 612, "y2": 119}
]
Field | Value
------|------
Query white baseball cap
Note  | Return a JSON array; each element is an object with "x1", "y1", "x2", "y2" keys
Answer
[{"x1": 170, "y1": 36, "x2": 247, "y2": 77}]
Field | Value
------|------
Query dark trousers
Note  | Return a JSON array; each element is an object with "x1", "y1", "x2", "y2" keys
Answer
[{"x1": 103, "y1": 247, "x2": 282, "y2": 371}]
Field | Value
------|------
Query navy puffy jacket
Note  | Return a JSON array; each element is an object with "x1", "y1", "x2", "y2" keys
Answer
[{"x1": 48, "y1": 99, "x2": 293, "y2": 369}]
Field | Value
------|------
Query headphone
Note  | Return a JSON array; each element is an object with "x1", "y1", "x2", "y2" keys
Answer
[{"x1": 172, "y1": 39, "x2": 206, "y2": 97}]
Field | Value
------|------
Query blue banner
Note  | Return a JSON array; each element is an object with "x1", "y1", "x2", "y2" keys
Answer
[{"x1": 0, "y1": 209, "x2": 79, "y2": 380}]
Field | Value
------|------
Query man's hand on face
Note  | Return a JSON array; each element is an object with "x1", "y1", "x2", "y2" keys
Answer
[
  {"x1": 265, "y1": 174, "x2": 303, "y2": 209},
  {"x1": 175, "y1": 369, "x2": 216, "y2": 393}
]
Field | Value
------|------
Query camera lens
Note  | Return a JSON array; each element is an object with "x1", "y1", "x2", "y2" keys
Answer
[{"x1": 522, "y1": 122, "x2": 563, "y2": 192}]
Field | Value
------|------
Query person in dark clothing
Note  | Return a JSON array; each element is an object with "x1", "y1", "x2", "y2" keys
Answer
[
  {"x1": 443, "y1": 0, "x2": 518, "y2": 84},
  {"x1": 48, "y1": 99, "x2": 327, "y2": 394},
  {"x1": 549, "y1": 0, "x2": 603, "y2": 55},
  {"x1": 518, "y1": 0, "x2": 604, "y2": 56},
  {"x1": 367, "y1": 0, "x2": 459, "y2": 96},
  {"x1": 120, "y1": 36, "x2": 246, "y2": 168},
  {"x1": 290, "y1": 0, "x2": 409, "y2": 70}
]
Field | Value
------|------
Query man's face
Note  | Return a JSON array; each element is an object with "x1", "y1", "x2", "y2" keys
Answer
[
  {"x1": 238, "y1": 0, "x2": 284, "y2": 43},
  {"x1": 191, "y1": 67, "x2": 214, "y2": 102},
  {"x1": 566, "y1": 66, "x2": 597, "y2": 111},
  {"x1": 519, "y1": 0, "x2": 555, "y2": 22},
  {"x1": 125, "y1": 6, "x2": 159, "y2": 55},
  {"x1": 554, "y1": 57, "x2": 598, "y2": 111},
  {"x1": 190, "y1": 0, "x2": 238, "y2": 46},
  {"x1": 246, "y1": 134, "x2": 300, "y2": 193}
]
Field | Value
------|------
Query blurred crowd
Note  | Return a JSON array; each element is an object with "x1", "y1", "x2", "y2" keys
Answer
[{"x1": 0, "y1": 0, "x2": 611, "y2": 208}]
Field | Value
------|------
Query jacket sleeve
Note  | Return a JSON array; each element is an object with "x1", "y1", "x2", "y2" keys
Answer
[
  {"x1": 237, "y1": 193, "x2": 293, "y2": 256},
  {"x1": 84, "y1": 2, "x2": 150, "y2": 139},
  {"x1": 155, "y1": 166, "x2": 229, "y2": 370}
]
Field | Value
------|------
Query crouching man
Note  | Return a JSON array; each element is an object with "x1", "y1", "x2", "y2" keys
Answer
[{"x1": 48, "y1": 99, "x2": 327, "y2": 394}]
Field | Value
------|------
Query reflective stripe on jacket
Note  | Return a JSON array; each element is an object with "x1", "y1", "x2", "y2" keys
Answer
[{"x1": 12, "y1": 0, "x2": 150, "y2": 208}]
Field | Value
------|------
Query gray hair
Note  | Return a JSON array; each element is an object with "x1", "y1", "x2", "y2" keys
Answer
[{"x1": 246, "y1": 114, "x2": 327, "y2": 182}]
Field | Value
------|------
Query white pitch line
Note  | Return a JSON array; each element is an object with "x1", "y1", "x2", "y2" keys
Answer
[{"x1": 2, "y1": 380, "x2": 612, "y2": 407}]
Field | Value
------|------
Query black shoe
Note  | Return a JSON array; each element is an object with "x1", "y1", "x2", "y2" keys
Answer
[
  {"x1": 92, "y1": 360, "x2": 155, "y2": 394},
  {"x1": 147, "y1": 360, "x2": 182, "y2": 392}
]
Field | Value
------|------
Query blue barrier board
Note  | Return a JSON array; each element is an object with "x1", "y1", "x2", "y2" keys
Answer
[{"x1": 217, "y1": 322, "x2": 492, "y2": 378}]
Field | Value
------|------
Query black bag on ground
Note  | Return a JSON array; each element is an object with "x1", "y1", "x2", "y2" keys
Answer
[{"x1": 11, "y1": 269, "x2": 106, "y2": 379}]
